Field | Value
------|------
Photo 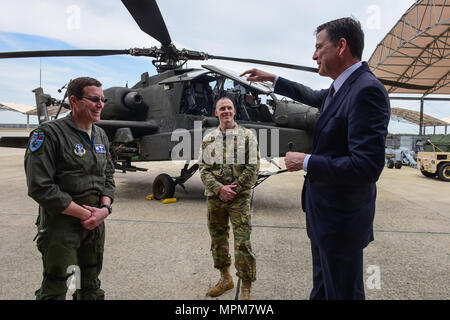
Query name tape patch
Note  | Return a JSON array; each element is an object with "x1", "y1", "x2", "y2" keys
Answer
[{"x1": 94, "y1": 144, "x2": 106, "y2": 153}]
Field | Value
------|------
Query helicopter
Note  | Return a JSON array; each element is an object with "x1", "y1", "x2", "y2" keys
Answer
[{"x1": 0, "y1": 0, "x2": 432, "y2": 199}]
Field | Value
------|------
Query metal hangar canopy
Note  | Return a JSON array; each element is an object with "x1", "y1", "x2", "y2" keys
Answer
[
  {"x1": 0, "y1": 101, "x2": 69, "y2": 117},
  {"x1": 391, "y1": 107, "x2": 449, "y2": 126},
  {"x1": 368, "y1": 0, "x2": 450, "y2": 95}
]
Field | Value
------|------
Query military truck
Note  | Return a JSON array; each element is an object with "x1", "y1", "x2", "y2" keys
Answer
[{"x1": 416, "y1": 134, "x2": 450, "y2": 182}]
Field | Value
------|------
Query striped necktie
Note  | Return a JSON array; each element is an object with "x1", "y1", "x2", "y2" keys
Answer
[{"x1": 321, "y1": 85, "x2": 335, "y2": 113}]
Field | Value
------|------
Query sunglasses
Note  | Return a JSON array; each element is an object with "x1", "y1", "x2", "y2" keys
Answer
[{"x1": 82, "y1": 96, "x2": 108, "y2": 103}]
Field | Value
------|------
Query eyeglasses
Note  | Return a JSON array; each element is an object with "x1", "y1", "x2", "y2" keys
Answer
[{"x1": 82, "y1": 96, "x2": 108, "y2": 103}]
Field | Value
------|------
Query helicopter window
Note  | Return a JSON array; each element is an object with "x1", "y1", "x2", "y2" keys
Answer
[
  {"x1": 234, "y1": 86, "x2": 274, "y2": 123},
  {"x1": 180, "y1": 81, "x2": 214, "y2": 116},
  {"x1": 206, "y1": 75, "x2": 274, "y2": 123},
  {"x1": 256, "y1": 104, "x2": 274, "y2": 122},
  {"x1": 245, "y1": 94, "x2": 254, "y2": 105},
  {"x1": 195, "y1": 83, "x2": 203, "y2": 93}
]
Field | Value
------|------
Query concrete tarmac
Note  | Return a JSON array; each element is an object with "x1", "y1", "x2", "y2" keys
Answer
[{"x1": 0, "y1": 138, "x2": 449, "y2": 300}]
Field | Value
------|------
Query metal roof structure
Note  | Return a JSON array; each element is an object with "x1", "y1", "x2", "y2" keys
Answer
[
  {"x1": 1, "y1": 101, "x2": 70, "y2": 130},
  {"x1": 391, "y1": 107, "x2": 449, "y2": 125},
  {"x1": 368, "y1": 0, "x2": 450, "y2": 95},
  {"x1": 0, "y1": 101, "x2": 70, "y2": 116},
  {"x1": 26, "y1": 104, "x2": 70, "y2": 116},
  {"x1": 0, "y1": 102, "x2": 35, "y2": 114}
]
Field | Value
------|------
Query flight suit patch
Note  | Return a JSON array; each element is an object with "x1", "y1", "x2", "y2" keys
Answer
[
  {"x1": 74, "y1": 144, "x2": 86, "y2": 157},
  {"x1": 28, "y1": 131, "x2": 46, "y2": 153},
  {"x1": 94, "y1": 144, "x2": 106, "y2": 153}
]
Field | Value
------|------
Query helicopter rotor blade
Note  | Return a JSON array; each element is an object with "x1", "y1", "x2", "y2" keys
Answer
[
  {"x1": 0, "y1": 49, "x2": 130, "y2": 59},
  {"x1": 207, "y1": 54, "x2": 319, "y2": 73},
  {"x1": 207, "y1": 54, "x2": 433, "y2": 91},
  {"x1": 0, "y1": 48, "x2": 434, "y2": 91},
  {"x1": 121, "y1": 0, "x2": 171, "y2": 46}
]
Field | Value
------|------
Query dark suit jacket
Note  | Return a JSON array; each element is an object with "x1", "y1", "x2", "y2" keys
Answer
[{"x1": 275, "y1": 62, "x2": 390, "y2": 251}]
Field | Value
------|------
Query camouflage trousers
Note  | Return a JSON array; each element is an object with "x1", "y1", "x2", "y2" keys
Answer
[
  {"x1": 34, "y1": 195, "x2": 105, "y2": 300},
  {"x1": 207, "y1": 192, "x2": 256, "y2": 282}
]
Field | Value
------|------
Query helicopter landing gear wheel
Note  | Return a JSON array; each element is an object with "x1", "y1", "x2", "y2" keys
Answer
[{"x1": 153, "y1": 173, "x2": 176, "y2": 200}]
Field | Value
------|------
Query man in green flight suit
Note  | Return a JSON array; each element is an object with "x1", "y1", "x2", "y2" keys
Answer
[
  {"x1": 24, "y1": 77, "x2": 115, "y2": 300},
  {"x1": 199, "y1": 97, "x2": 260, "y2": 300}
]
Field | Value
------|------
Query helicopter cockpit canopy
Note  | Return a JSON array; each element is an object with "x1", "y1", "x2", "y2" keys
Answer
[
  {"x1": 158, "y1": 65, "x2": 272, "y2": 95},
  {"x1": 159, "y1": 65, "x2": 275, "y2": 122},
  {"x1": 202, "y1": 65, "x2": 272, "y2": 95},
  {"x1": 158, "y1": 69, "x2": 214, "y2": 85}
]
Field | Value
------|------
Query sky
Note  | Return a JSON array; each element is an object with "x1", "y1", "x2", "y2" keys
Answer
[{"x1": 0, "y1": 0, "x2": 448, "y2": 134}]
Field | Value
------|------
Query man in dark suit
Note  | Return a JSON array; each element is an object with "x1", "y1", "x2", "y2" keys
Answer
[{"x1": 241, "y1": 17, "x2": 390, "y2": 299}]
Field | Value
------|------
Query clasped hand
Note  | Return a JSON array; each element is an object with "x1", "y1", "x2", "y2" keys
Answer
[
  {"x1": 80, "y1": 205, "x2": 108, "y2": 230},
  {"x1": 219, "y1": 185, "x2": 237, "y2": 202}
]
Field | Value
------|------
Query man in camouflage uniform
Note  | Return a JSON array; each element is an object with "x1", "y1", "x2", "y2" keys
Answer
[
  {"x1": 24, "y1": 77, "x2": 115, "y2": 300},
  {"x1": 199, "y1": 97, "x2": 260, "y2": 300}
]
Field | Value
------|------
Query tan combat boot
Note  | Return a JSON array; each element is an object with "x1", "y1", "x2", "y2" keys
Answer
[
  {"x1": 208, "y1": 268, "x2": 234, "y2": 297},
  {"x1": 241, "y1": 280, "x2": 252, "y2": 300}
]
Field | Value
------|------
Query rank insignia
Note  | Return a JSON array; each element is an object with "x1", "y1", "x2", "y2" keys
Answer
[
  {"x1": 29, "y1": 131, "x2": 45, "y2": 153},
  {"x1": 94, "y1": 144, "x2": 106, "y2": 153},
  {"x1": 74, "y1": 144, "x2": 86, "y2": 157}
]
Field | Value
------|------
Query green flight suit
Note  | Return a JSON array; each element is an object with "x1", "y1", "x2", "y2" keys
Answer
[
  {"x1": 24, "y1": 113, "x2": 115, "y2": 300},
  {"x1": 199, "y1": 124, "x2": 260, "y2": 281}
]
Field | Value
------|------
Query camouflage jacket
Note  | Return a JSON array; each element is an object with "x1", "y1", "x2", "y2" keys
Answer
[
  {"x1": 199, "y1": 124, "x2": 260, "y2": 197},
  {"x1": 24, "y1": 113, "x2": 115, "y2": 216}
]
